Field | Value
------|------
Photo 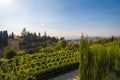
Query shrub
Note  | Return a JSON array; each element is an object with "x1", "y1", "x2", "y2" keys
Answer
[
  {"x1": 41, "y1": 47, "x2": 54, "y2": 53},
  {"x1": 4, "y1": 46, "x2": 17, "y2": 59}
]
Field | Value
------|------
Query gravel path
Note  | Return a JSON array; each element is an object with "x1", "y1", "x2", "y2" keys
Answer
[{"x1": 49, "y1": 69, "x2": 79, "y2": 80}]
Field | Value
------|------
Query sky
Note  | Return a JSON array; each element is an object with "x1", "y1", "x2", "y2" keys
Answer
[{"x1": 0, "y1": 0, "x2": 120, "y2": 38}]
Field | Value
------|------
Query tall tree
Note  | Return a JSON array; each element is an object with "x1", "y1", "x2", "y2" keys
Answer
[
  {"x1": 21, "y1": 28, "x2": 27, "y2": 38},
  {"x1": 2, "y1": 31, "x2": 8, "y2": 46},
  {"x1": 38, "y1": 32, "x2": 41, "y2": 38},
  {"x1": 11, "y1": 32, "x2": 14, "y2": 39},
  {"x1": 44, "y1": 31, "x2": 47, "y2": 37},
  {"x1": 33, "y1": 32, "x2": 37, "y2": 42},
  {"x1": 0, "y1": 31, "x2": 2, "y2": 47}
]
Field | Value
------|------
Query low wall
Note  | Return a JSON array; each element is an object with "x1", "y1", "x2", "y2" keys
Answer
[{"x1": 36, "y1": 63, "x2": 79, "y2": 80}]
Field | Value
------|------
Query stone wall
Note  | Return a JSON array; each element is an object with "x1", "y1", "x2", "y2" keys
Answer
[{"x1": 8, "y1": 38, "x2": 19, "y2": 50}]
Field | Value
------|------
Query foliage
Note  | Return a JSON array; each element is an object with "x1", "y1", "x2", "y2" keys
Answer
[
  {"x1": 54, "y1": 40, "x2": 67, "y2": 51},
  {"x1": 20, "y1": 28, "x2": 58, "y2": 53},
  {"x1": 0, "y1": 50, "x2": 79, "y2": 79},
  {"x1": 79, "y1": 36, "x2": 120, "y2": 80},
  {"x1": 4, "y1": 46, "x2": 17, "y2": 59},
  {"x1": 41, "y1": 47, "x2": 54, "y2": 53},
  {"x1": 17, "y1": 50, "x2": 25, "y2": 56},
  {"x1": 65, "y1": 43, "x2": 79, "y2": 52},
  {"x1": 0, "y1": 30, "x2": 8, "y2": 47}
]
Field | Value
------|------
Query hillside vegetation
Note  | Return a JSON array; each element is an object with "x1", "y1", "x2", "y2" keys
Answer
[{"x1": 0, "y1": 32, "x2": 120, "y2": 80}]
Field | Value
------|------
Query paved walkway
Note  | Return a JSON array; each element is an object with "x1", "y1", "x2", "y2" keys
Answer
[{"x1": 49, "y1": 69, "x2": 79, "y2": 80}]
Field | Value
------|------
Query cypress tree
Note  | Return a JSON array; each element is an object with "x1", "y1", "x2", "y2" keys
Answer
[
  {"x1": 2, "y1": 31, "x2": 8, "y2": 46},
  {"x1": 0, "y1": 31, "x2": 2, "y2": 47},
  {"x1": 11, "y1": 32, "x2": 14, "y2": 39}
]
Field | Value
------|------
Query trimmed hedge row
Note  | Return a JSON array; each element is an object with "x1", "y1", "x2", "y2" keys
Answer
[{"x1": 0, "y1": 51, "x2": 79, "y2": 80}]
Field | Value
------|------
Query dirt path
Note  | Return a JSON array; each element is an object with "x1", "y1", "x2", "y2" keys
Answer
[{"x1": 49, "y1": 69, "x2": 79, "y2": 80}]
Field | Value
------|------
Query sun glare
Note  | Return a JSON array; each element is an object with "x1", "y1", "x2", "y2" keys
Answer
[{"x1": 0, "y1": 0, "x2": 14, "y2": 7}]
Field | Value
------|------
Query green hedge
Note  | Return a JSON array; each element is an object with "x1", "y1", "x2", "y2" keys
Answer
[{"x1": 0, "y1": 50, "x2": 79, "y2": 80}]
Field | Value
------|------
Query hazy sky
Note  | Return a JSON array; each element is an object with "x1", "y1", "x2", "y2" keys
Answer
[{"x1": 0, "y1": 0, "x2": 120, "y2": 37}]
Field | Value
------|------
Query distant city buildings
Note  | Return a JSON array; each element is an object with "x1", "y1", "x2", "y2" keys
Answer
[
  {"x1": 67, "y1": 39, "x2": 80, "y2": 44},
  {"x1": 67, "y1": 37, "x2": 103, "y2": 44}
]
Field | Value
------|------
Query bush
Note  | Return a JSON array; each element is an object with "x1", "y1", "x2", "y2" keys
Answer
[
  {"x1": 41, "y1": 47, "x2": 54, "y2": 53},
  {"x1": 17, "y1": 50, "x2": 25, "y2": 56},
  {"x1": 4, "y1": 46, "x2": 17, "y2": 59}
]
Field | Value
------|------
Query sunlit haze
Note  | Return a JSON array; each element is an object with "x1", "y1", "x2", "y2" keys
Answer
[
  {"x1": 0, "y1": 0, "x2": 14, "y2": 7},
  {"x1": 0, "y1": 0, "x2": 120, "y2": 38}
]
